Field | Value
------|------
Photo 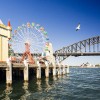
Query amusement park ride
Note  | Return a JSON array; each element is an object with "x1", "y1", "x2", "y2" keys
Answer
[
  {"x1": 9, "y1": 22, "x2": 50, "y2": 64},
  {"x1": 21, "y1": 42, "x2": 35, "y2": 64}
]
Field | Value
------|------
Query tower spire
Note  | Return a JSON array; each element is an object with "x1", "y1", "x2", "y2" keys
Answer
[{"x1": 8, "y1": 21, "x2": 11, "y2": 27}]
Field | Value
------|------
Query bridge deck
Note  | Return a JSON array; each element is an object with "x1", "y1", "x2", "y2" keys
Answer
[{"x1": 54, "y1": 52, "x2": 100, "y2": 56}]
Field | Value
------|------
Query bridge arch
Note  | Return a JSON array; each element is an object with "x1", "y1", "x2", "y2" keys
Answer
[{"x1": 54, "y1": 36, "x2": 100, "y2": 62}]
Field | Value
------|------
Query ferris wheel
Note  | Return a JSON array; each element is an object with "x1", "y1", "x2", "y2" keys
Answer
[{"x1": 9, "y1": 22, "x2": 49, "y2": 54}]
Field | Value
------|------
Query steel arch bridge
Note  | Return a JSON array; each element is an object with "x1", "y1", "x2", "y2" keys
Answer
[{"x1": 54, "y1": 36, "x2": 100, "y2": 62}]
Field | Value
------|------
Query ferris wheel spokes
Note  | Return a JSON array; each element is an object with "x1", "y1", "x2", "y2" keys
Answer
[{"x1": 9, "y1": 22, "x2": 49, "y2": 62}]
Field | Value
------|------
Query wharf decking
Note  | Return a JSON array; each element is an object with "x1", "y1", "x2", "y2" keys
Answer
[{"x1": 0, "y1": 61, "x2": 69, "y2": 85}]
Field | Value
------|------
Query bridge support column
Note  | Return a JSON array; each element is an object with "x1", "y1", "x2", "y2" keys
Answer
[
  {"x1": 37, "y1": 61, "x2": 41, "y2": 79},
  {"x1": 6, "y1": 59, "x2": 12, "y2": 85},
  {"x1": 23, "y1": 60, "x2": 29, "y2": 82},
  {"x1": 45, "y1": 61, "x2": 49, "y2": 78}
]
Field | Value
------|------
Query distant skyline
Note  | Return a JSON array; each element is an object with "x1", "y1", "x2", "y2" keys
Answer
[{"x1": 0, "y1": 0, "x2": 100, "y2": 65}]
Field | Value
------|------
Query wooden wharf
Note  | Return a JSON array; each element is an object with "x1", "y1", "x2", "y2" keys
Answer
[{"x1": 0, "y1": 61, "x2": 69, "y2": 85}]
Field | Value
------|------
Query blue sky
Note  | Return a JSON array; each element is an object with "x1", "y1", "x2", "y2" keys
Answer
[{"x1": 0, "y1": 0, "x2": 100, "y2": 65}]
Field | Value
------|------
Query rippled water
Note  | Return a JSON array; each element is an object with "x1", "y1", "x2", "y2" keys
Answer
[{"x1": 0, "y1": 68, "x2": 100, "y2": 100}]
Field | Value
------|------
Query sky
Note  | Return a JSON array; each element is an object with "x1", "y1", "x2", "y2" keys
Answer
[{"x1": 0, "y1": 0, "x2": 100, "y2": 66}]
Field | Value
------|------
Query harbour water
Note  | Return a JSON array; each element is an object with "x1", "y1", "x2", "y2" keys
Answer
[{"x1": 0, "y1": 68, "x2": 100, "y2": 100}]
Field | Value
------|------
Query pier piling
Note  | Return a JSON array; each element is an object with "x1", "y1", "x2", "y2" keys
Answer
[
  {"x1": 23, "y1": 60, "x2": 29, "y2": 82},
  {"x1": 6, "y1": 60, "x2": 12, "y2": 85},
  {"x1": 58, "y1": 64, "x2": 62, "y2": 75},
  {"x1": 53, "y1": 67, "x2": 56, "y2": 76},
  {"x1": 66, "y1": 66, "x2": 69, "y2": 74},
  {"x1": 63, "y1": 65, "x2": 66, "y2": 75},
  {"x1": 45, "y1": 61, "x2": 49, "y2": 78},
  {"x1": 37, "y1": 61, "x2": 41, "y2": 79}
]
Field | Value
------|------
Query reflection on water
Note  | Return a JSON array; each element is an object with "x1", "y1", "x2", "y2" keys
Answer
[
  {"x1": 45, "y1": 78, "x2": 52, "y2": 92},
  {"x1": 36, "y1": 80, "x2": 42, "y2": 91},
  {"x1": 53, "y1": 76, "x2": 58, "y2": 81},
  {"x1": 20, "y1": 82, "x2": 31, "y2": 100},
  {"x1": 0, "y1": 68, "x2": 100, "y2": 100},
  {"x1": 2, "y1": 85, "x2": 13, "y2": 100},
  {"x1": 58, "y1": 75, "x2": 62, "y2": 79}
]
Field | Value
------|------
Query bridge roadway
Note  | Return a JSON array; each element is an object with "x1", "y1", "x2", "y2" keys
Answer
[
  {"x1": 53, "y1": 52, "x2": 100, "y2": 57},
  {"x1": 16, "y1": 52, "x2": 100, "y2": 57}
]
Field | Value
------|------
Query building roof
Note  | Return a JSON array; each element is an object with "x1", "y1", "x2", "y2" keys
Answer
[{"x1": 0, "y1": 20, "x2": 12, "y2": 30}]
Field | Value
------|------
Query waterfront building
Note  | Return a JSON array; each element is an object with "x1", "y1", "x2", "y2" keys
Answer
[{"x1": 0, "y1": 19, "x2": 12, "y2": 61}]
